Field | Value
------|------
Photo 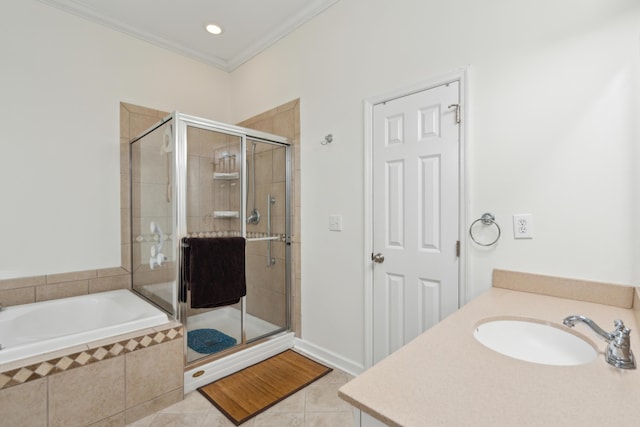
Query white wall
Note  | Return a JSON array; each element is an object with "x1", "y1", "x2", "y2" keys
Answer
[
  {"x1": 229, "y1": 0, "x2": 640, "y2": 368},
  {"x1": 0, "y1": 1, "x2": 231, "y2": 278}
]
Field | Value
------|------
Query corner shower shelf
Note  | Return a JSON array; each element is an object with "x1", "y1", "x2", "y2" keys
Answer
[
  {"x1": 213, "y1": 172, "x2": 239, "y2": 180},
  {"x1": 213, "y1": 211, "x2": 240, "y2": 219}
]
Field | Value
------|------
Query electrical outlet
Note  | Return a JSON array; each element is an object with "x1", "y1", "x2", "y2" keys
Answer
[{"x1": 513, "y1": 214, "x2": 533, "y2": 239}]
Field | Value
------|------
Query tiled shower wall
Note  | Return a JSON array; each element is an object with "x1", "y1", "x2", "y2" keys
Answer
[
  {"x1": 242, "y1": 141, "x2": 289, "y2": 327},
  {"x1": 187, "y1": 127, "x2": 242, "y2": 234},
  {"x1": 238, "y1": 100, "x2": 301, "y2": 336}
]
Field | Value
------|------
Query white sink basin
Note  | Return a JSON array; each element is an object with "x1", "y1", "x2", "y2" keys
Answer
[{"x1": 474, "y1": 318, "x2": 598, "y2": 366}]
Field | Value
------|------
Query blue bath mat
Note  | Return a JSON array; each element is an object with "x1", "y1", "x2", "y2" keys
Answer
[{"x1": 188, "y1": 329, "x2": 237, "y2": 354}]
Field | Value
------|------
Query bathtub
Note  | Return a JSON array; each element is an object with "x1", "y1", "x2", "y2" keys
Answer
[{"x1": 0, "y1": 289, "x2": 169, "y2": 365}]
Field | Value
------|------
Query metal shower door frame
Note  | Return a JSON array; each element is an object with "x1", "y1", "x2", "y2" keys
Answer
[{"x1": 172, "y1": 112, "x2": 292, "y2": 362}]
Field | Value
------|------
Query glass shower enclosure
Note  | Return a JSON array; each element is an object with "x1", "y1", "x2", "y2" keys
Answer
[{"x1": 129, "y1": 112, "x2": 291, "y2": 365}]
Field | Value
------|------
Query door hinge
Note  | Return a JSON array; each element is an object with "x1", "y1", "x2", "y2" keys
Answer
[
  {"x1": 448, "y1": 104, "x2": 461, "y2": 124},
  {"x1": 456, "y1": 240, "x2": 460, "y2": 257}
]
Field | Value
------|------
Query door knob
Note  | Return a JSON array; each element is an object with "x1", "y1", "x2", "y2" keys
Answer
[{"x1": 371, "y1": 252, "x2": 385, "y2": 263}]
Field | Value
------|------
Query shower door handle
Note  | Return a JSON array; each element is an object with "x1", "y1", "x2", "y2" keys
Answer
[
  {"x1": 267, "y1": 194, "x2": 276, "y2": 267},
  {"x1": 371, "y1": 252, "x2": 385, "y2": 264}
]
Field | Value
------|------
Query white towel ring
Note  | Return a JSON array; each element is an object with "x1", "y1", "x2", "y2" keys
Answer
[{"x1": 469, "y1": 213, "x2": 501, "y2": 246}]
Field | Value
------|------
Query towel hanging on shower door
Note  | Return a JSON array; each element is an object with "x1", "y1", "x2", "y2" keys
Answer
[{"x1": 182, "y1": 237, "x2": 246, "y2": 309}]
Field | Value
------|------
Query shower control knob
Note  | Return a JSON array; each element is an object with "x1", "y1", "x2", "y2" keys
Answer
[
  {"x1": 149, "y1": 253, "x2": 166, "y2": 270},
  {"x1": 371, "y1": 253, "x2": 385, "y2": 264}
]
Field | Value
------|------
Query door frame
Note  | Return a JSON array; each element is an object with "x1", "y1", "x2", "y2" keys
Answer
[{"x1": 363, "y1": 68, "x2": 470, "y2": 369}]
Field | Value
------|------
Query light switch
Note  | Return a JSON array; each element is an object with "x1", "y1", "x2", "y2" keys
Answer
[{"x1": 329, "y1": 214, "x2": 343, "y2": 231}]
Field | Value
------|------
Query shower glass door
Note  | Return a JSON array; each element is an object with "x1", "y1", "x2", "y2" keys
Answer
[
  {"x1": 245, "y1": 138, "x2": 290, "y2": 342},
  {"x1": 184, "y1": 125, "x2": 243, "y2": 363},
  {"x1": 130, "y1": 118, "x2": 177, "y2": 316}
]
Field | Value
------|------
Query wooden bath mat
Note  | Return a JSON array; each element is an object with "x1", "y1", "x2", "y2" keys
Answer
[{"x1": 198, "y1": 349, "x2": 332, "y2": 425}]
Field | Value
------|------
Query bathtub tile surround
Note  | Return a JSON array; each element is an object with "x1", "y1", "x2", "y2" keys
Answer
[
  {"x1": 89, "y1": 273, "x2": 132, "y2": 294},
  {"x1": 0, "y1": 378, "x2": 47, "y2": 427},
  {"x1": 0, "y1": 323, "x2": 184, "y2": 426},
  {"x1": 0, "y1": 286, "x2": 34, "y2": 307},
  {"x1": 0, "y1": 324, "x2": 183, "y2": 387},
  {"x1": 0, "y1": 266, "x2": 131, "y2": 308},
  {"x1": 35, "y1": 280, "x2": 88, "y2": 302},
  {"x1": 49, "y1": 356, "x2": 125, "y2": 427},
  {"x1": 125, "y1": 339, "x2": 183, "y2": 408}
]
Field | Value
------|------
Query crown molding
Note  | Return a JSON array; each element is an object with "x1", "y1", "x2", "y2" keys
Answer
[
  {"x1": 227, "y1": 0, "x2": 339, "y2": 71},
  {"x1": 37, "y1": 0, "x2": 339, "y2": 72}
]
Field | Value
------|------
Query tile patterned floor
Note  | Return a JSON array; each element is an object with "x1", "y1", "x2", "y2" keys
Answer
[{"x1": 127, "y1": 369, "x2": 356, "y2": 427}]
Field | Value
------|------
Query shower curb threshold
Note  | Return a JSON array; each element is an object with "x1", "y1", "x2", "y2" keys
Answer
[{"x1": 183, "y1": 332, "x2": 294, "y2": 393}]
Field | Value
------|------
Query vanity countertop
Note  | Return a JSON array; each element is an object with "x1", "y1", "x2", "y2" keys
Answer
[{"x1": 338, "y1": 281, "x2": 640, "y2": 426}]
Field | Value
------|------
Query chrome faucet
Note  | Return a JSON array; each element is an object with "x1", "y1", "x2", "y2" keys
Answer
[{"x1": 563, "y1": 315, "x2": 636, "y2": 369}]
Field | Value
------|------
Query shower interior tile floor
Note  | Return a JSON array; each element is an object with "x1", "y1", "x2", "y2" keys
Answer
[{"x1": 127, "y1": 368, "x2": 357, "y2": 427}]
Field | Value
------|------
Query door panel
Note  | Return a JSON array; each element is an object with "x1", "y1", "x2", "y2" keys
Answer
[
  {"x1": 386, "y1": 160, "x2": 404, "y2": 248},
  {"x1": 372, "y1": 82, "x2": 460, "y2": 364},
  {"x1": 420, "y1": 155, "x2": 440, "y2": 251}
]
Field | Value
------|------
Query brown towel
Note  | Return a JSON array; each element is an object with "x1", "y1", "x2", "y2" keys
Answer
[{"x1": 182, "y1": 237, "x2": 246, "y2": 309}]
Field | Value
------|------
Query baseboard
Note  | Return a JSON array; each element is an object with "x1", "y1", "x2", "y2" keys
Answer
[
  {"x1": 293, "y1": 338, "x2": 365, "y2": 376},
  {"x1": 184, "y1": 332, "x2": 295, "y2": 393}
]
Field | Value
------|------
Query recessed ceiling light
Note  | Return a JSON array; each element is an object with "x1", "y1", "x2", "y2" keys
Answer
[{"x1": 205, "y1": 23, "x2": 223, "y2": 35}]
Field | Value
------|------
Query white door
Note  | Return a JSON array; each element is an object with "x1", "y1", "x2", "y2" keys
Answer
[{"x1": 372, "y1": 82, "x2": 460, "y2": 364}]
